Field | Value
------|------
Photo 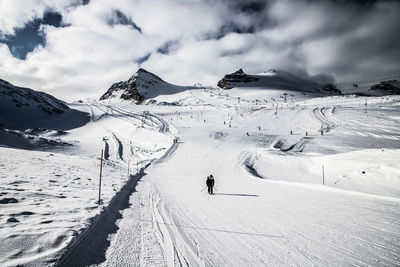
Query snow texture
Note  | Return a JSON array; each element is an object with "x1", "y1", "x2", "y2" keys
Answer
[{"x1": 1, "y1": 72, "x2": 400, "y2": 266}]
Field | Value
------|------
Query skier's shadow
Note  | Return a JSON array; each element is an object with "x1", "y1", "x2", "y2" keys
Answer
[
  {"x1": 141, "y1": 220, "x2": 284, "y2": 238},
  {"x1": 213, "y1": 193, "x2": 258, "y2": 197}
]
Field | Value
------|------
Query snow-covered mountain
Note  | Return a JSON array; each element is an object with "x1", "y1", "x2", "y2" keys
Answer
[
  {"x1": 0, "y1": 78, "x2": 89, "y2": 131},
  {"x1": 334, "y1": 79, "x2": 400, "y2": 96},
  {"x1": 369, "y1": 80, "x2": 400, "y2": 95},
  {"x1": 217, "y1": 68, "x2": 340, "y2": 94},
  {"x1": 100, "y1": 68, "x2": 192, "y2": 103}
]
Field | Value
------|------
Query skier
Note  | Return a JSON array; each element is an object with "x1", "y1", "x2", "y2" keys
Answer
[{"x1": 206, "y1": 175, "x2": 215, "y2": 195}]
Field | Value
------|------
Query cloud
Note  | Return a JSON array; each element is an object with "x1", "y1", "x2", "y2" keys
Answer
[
  {"x1": 0, "y1": 0, "x2": 84, "y2": 35},
  {"x1": 0, "y1": 0, "x2": 399, "y2": 101},
  {"x1": 107, "y1": 10, "x2": 142, "y2": 33},
  {"x1": 0, "y1": 12, "x2": 63, "y2": 59}
]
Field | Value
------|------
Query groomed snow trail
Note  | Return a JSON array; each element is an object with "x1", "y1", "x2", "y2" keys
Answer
[{"x1": 98, "y1": 92, "x2": 400, "y2": 266}]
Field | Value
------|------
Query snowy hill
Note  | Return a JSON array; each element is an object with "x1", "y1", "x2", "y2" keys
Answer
[
  {"x1": 217, "y1": 68, "x2": 340, "y2": 95},
  {"x1": 100, "y1": 68, "x2": 193, "y2": 103},
  {"x1": 324, "y1": 78, "x2": 400, "y2": 96},
  {"x1": 1, "y1": 71, "x2": 400, "y2": 266},
  {"x1": 368, "y1": 79, "x2": 400, "y2": 96},
  {"x1": 0, "y1": 79, "x2": 89, "y2": 131}
]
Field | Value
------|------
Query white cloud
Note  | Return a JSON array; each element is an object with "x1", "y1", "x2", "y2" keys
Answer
[
  {"x1": 0, "y1": 0, "x2": 83, "y2": 35},
  {"x1": 0, "y1": 0, "x2": 399, "y2": 100}
]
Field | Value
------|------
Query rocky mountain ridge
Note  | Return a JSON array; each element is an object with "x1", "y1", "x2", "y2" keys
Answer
[
  {"x1": 100, "y1": 68, "x2": 190, "y2": 103},
  {"x1": 0, "y1": 78, "x2": 88, "y2": 131}
]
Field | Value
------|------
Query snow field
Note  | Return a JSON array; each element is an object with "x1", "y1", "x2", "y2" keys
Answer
[
  {"x1": 0, "y1": 147, "x2": 127, "y2": 266},
  {"x1": 1, "y1": 85, "x2": 399, "y2": 266},
  {"x1": 0, "y1": 101, "x2": 174, "y2": 266},
  {"x1": 138, "y1": 101, "x2": 400, "y2": 265}
]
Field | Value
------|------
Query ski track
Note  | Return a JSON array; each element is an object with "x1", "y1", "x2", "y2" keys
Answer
[
  {"x1": 3, "y1": 92, "x2": 400, "y2": 266},
  {"x1": 64, "y1": 95, "x2": 400, "y2": 266},
  {"x1": 313, "y1": 106, "x2": 337, "y2": 133}
]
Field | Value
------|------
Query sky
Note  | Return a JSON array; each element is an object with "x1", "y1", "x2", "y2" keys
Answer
[{"x1": 0, "y1": 0, "x2": 399, "y2": 101}]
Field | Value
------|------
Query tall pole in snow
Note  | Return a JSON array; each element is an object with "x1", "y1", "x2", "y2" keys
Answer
[
  {"x1": 322, "y1": 165, "x2": 325, "y2": 185},
  {"x1": 128, "y1": 159, "x2": 130, "y2": 178},
  {"x1": 98, "y1": 149, "x2": 104, "y2": 204}
]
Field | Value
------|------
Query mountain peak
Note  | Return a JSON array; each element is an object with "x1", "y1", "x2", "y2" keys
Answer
[
  {"x1": 232, "y1": 68, "x2": 246, "y2": 75},
  {"x1": 130, "y1": 68, "x2": 165, "y2": 83},
  {"x1": 100, "y1": 69, "x2": 188, "y2": 103},
  {"x1": 137, "y1": 68, "x2": 149, "y2": 73},
  {"x1": 217, "y1": 68, "x2": 259, "y2": 89}
]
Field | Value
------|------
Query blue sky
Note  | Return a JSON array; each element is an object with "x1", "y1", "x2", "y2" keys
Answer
[
  {"x1": 0, "y1": 0, "x2": 399, "y2": 101},
  {"x1": 0, "y1": 12, "x2": 63, "y2": 59}
]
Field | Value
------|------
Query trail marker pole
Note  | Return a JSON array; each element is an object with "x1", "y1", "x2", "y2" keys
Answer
[
  {"x1": 322, "y1": 165, "x2": 325, "y2": 185},
  {"x1": 98, "y1": 149, "x2": 104, "y2": 204}
]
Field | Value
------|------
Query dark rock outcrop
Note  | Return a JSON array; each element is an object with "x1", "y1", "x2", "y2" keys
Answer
[
  {"x1": 217, "y1": 69, "x2": 259, "y2": 89},
  {"x1": 100, "y1": 68, "x2": 165, "y2": 103},
  {"x1": 370, "y1": 80, "x2": 400, "y2": 94},
  {"x1": 321, "y1": 84, "x2": 342, "y2": 94}
]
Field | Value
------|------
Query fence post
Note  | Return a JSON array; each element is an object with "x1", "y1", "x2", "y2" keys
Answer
[{"x1": 98, "y1": 149, "x2": 104, "y2": 204}]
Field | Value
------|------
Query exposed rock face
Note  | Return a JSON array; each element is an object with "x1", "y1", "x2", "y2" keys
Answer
[
  {"x1": 217, "y1": 69, "x2": 259, "y2": 89},
  {"x1": 370, "y1": 80, "x2": 400, "y2": 94},
  {"x1": 321, "y1": 84, "x2": 342, "y2": 94},
  {"x1": 100, "y1": 80, "x2": 144, "y2": 103},
  {"x1": 100, "y1": 68, "x2": 165, "y2": 103}
]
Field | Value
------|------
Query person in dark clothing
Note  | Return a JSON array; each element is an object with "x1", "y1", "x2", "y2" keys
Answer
[{"x1": 206, "y1": 175, "x2": 215, "y2": 194}]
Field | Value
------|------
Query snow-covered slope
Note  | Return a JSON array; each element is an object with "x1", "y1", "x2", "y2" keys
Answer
[
  {"x1": 217, "y1": 68, "x2": 332, "y2": 94},
  {"x1": 0, "y1": 101, "x2": 174, "y2": 266},
  {"x1": 1, "y1": 73, "x2": 400, "y2": 266},
  {"x1": 0, "y1": 79, "x2": 89, "y2": 131},
  {"x1": 330, "y1": 78, "x2": 400, "y2": 96},
  {"x1": 100, "y1": 68, "x2": 194, "y2": 103},
  {"x1": 368, "y1": 79, "x2": 400, "y2": 96},
  {"x1": 91, "y1": 92, "x2": 400, "y2": 266}
]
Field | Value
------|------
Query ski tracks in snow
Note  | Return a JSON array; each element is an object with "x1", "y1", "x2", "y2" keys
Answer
[
  {"x1": 148, "y1": 189, "x2": 206, "y2": 267},
  {"x1": 313, "y1": 107, "x2": 337, "y2": 133}
]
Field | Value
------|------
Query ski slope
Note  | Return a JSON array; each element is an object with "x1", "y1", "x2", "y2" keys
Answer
[
  {"x1": 0, "y1": 101, "x2": 174, "y2": 266},
  {"x1": 1, "y1": 86, "x2": 400, "y2": 266}
]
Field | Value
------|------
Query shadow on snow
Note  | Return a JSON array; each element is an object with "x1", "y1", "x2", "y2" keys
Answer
[
  {"x1": 214, "y1": 193, "x2": 259, "y2": 197},
  {"x1": 55, "y1": 168, "x2": 148, "y2": 267},
  {"x1": 140, "y1": 219, "x2": 284, "y2": 239}
]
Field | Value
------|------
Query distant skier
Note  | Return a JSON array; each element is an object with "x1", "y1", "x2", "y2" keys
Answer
[{"x1": 206, "y1": 175, "x2": 215, "y2": 195}]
